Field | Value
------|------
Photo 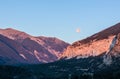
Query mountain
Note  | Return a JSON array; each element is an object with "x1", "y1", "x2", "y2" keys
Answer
[
  {"x1": 0, "y1": 28, "x2": 69, "y2": 65},
  {"x1": 103, "y1": 33, "x2": 120, "y2": 65},
  {"x1": 61, "y1": 23, "x2": 120, "y2": 59},
  {"x1": 1, "y1": 23, "x2": 120, "y2": 79},
  {"x1": 1, "y1": 33, "x2": 120, "y2": 79}
]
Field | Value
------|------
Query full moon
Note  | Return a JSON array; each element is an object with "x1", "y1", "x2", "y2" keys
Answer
[{"x1": 76, "y1": 28, "x2": 80, "y2": 33}]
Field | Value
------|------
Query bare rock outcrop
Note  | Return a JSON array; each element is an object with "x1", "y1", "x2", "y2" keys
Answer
[{"x1": 61, "y1": 23, "x2": 120, "y2": 58}]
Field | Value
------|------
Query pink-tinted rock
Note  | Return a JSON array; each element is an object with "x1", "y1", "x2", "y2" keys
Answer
[
  {"x1": 61, "y1": 23, "x2": 120, "y2": 58},
  {"x1": 0, "y1": 28, "x2": 69, "y2": 64}
]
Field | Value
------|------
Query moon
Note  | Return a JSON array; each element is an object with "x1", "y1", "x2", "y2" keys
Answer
[{"x1": 76, "y1": 28, "x2": 80, "y2": 33}]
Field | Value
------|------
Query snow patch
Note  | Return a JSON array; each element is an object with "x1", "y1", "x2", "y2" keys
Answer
[
  {"x1": 19, "y1": 54, "x2": 27, "y2": 59},
  {"x1": 34, "y1": 50, "x2": 41, "y2": 62}
]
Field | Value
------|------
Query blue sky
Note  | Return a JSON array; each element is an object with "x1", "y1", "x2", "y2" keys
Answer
[{"x1": 0, "y1": 0, "x2": 120, "y2": 43}]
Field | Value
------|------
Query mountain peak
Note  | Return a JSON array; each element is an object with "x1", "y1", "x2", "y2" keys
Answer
[
  {"x1": 0, "y1": 28, "x2": 23, "y2": 33},
  {"x1": 72, "y1": 23, "x2": 120, "y2": 46},
  {"x1": 61, "y1": 23, "x2": 120, "y2": 58},
  {"x1": 0, "y1": 28, "x2": 31, "y2": 41},
  {"x1": 0, "y1": 28, "x2": 69, "y2": 64},
  {"x1": 5, "y1": 28, "x2": 17, "y2": 30}
]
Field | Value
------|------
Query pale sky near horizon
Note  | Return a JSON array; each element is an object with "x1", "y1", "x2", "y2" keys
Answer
[{"x1": 0, "y1": 0, "x2": 120, "y2": 43}]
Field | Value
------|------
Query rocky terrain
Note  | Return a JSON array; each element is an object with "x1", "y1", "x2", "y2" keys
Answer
[
  {"x1": 1, "y1": 32, "x2": 120, "y2": 79},
  {"x1": 0, "y1": 28, "x2": 69, "y2": 64},
  {"x1": 1, "y1": 23, "x2": 120, "y2": 79},
  {"x1": 61, "y1": 23, "x2": 120, "y2": 59}
]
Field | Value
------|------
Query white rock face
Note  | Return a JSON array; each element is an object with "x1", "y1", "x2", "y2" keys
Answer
[{"x1": 103, "y1": 33, "x2": 120, "y2": 65}]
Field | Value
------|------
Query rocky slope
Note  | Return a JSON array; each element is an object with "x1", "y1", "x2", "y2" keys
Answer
[
  {"x1": 1, "y1": 33, "x2": 120, "y2": 79},
  {"x1": 1, "y1": 23, "x2": 120, "y2": 79},
  {"x1": 26, "y1": 33, "x2": 120, "y2": 79},
  {"x1": 61, "y1": 23, "x2": 120, "y2": 58},
  {"x1": 0, "y1": 28, "x2": 69, "y2": 65},
  {"x1": 103, "y1": 33, "x2": 120, "y2": 65}
]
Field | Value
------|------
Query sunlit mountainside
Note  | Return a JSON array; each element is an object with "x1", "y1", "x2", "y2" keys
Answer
[
  {"x1": 0, "y1": 23, "x2": 120, "y2": 79},
  {"x1": 0, "y1": 28, "x2": 69, "y2": 64}
]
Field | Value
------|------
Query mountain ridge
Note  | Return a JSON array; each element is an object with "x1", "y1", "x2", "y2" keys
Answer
[
  {"x1": 1, "y1": 23, "x2": 120, "y2": 79},
  {"x1": 61, "y1": 23, "x2": 120, "y2": 58},
  {"x1": 0, "y1": 28, "x2": 69, "y2": 64}
]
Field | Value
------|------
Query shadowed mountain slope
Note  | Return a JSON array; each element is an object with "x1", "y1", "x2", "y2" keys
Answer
[{"x1": 0, "y1": 28, "x2": 69, "y2": 64}]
